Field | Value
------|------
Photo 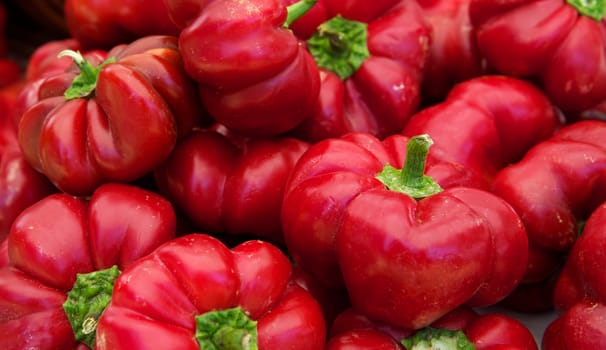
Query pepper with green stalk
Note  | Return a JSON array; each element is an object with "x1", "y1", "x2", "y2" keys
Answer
[{"x1": 282, "y1": 133, "x2": 529, "y2": 329}]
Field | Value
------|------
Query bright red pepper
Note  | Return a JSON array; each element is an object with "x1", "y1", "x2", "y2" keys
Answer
[
  {"x1": 415, "y1": 0, "x2": 487, "y2": 101},
  {"x1": 289, "y1": 0, "x2": 432, "y2": 142},
  {"x1": 0, "y1": 182, "x2": 177, "y2": 349},
  {"x1": 469, "y1": 0, "x2": 606, "y2": 120},
  {"x1": 282, "y1": 133, "x2": 528, "y2": 329},
  {"x1": 64, "y1": 0, "x2": 181, "y2": 50},
  {"x1": 176, "y1": 0, "x2": 321, "y2": 137},
  {"x1": 154, "y1": 126, "x2": 309, "y2": 245},
  {"x1": 17, "y1": 35, "x2": 203, "y2": 196},
  {"x1": 95, "y1": 233, "x2": 326, "y2": 350},
  {"x1": 491, "y1": 120, "x2": 606, "y2": 310},
  {"x1": 401, "y1": 75, "x2": 562, "y2": 191},
  {"x1": 327, "y1": 306, "x2": 538, "y2": 350}
]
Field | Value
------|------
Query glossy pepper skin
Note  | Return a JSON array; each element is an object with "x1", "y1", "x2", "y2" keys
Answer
[
  {"x1": 17, "y1": 35, "x2": 203, "y2": 196},
  {"x1": 64, "y1": 0, "x2": 180, "y2": 50},
  {"x1": 401, "y1": 75, "x2": 562, "y2": 191},
  {"x1": 0, "y1": 95, "x2": 56, "y2": 239},
  {"x1": 469, "y1": 0, "x2": 606, "y2": 120},
  {"x1": 541, "y1": 201, "x2": 606, "y2": 348},
  {"x1": 542, "y1": 301, "x2": 606, "y2": 350},
  {"x1": 0, "y1": 183, "x2": 177, "y2": 349},
  {"x1": 282, "y1": 133, "x2": 528, "y2": 329},
  {"x1": 290, "y1": 0, "x2": 432, "y2": 142},
  {"x1": 95, "y1": 233, "x2": 327, "y2": 350},
  {"x1": 177, "y1": 0, "x2": 321, "y2": 137},
  {"x1": 154, "y1": 126, "x2": 309, "y2": 245},
  {"x1": 491, "y1": 120, "x2": 606, "y2": 297},
  {"x1": 327, "y1": 306, "x2": 538, "y2": 350},
  {"x1": 415, "y1": 0, "x2": 487, "y2": 101}
]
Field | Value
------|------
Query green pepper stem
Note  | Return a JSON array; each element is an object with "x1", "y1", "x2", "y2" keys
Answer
[
  {"x1": 566, "y1": 0, "x2": 605, "y2": 21},
  {"x1": 376, "y1": 134, "x2": 443, "y2": 199},
  {"x1": 195, "y1": 307, "x2": 258, "y2": 350},
  {"x1": 62, "y1": 265, "x2": 121, "y2": 348},
  {"x1": 285, "y1": 0, "x2": 318, "y2": 28},
  {"x1": 306, "y1": 15, "x2": 370, "y2": 80},
  {"x1": 57, "y1": 49, "x2": 115, "y2": 101},
  {"x1": 401, "y1": 327, "x2": 476, "y2": 350}
]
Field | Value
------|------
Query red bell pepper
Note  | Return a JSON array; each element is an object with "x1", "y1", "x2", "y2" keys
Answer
[
  {"x1": 282, "y1": 133, "x2": 528, "y2": 329},
  {"x1": 542, "y1": 301, "x2": 606, "y2": 350},
  {"x1": 0, "y1": 91, "x2": 57, "y2": 240},
  {"x1": 553, "y1": 201, "x2": 606, "y2": 311},
  {"x1": 176, "y1": 0, "x2": 321, "y2": 137},
  {"x1": 415, "y1": 0, "x2": 487, "y2": 101},
  {"x1": 401, "y1": 75, "x2": 562, "y2": 191},
  {"x1": 94, "y1": 233, "x2": 326, "y2": 350},
  {"x1": 17, "y1": 35, "x2": 203, "y2": 196},
  {"x1": 290, "y1": 0, "x2": 432, "y2": 142},
  {"x1": 154, "y1": 126, "x2": 309, "y2": 245},
  {"x1": 469, "y1": 0, "x2": 606, "y2": 120},
  {"x1": 64, "y1": 0, "x2": 181, "y2": 50},
  {"x1": 0, "y1": 182, "x2": 177, "y2": 349},
  {"x1": 491, "y1": 120, "x2": 606, "y2": 309},
  {"x1": 327, "y1": 306, "x2": 538, "y2": 350},
  {"x1": 0, "y1": 59, "x2": 20, "y2": 89},
  {"x1": 541, "y1": 201, "x2": 606, "y2": 348}
]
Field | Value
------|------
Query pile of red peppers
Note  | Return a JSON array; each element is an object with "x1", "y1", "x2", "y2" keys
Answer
[{"x1": 1, "y1": 0, "x2": 606, "y2": 349}]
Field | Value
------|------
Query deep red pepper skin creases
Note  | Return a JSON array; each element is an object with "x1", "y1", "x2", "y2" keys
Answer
[
  {"x1": 492, "y1": 120, "x2": 606, "y2": 286},
  {"x1": 415, "y1": 0, "x2": 487, "y2": 101},
  {"x1": 17, "y1": 35, "x2": 203, "y2": 196},
  {"x1": 469, "y1": 0, "x2": 606, "y2": 120},
  {"x1": 0, "y1": 183, "x2": 177, "y2": 349},
  {"x1": 64, "y1": 0, "x2": 180, "y2": 50},
  {"x1": 281, "y1": 132, "x2": 528, "y2": 329},
  {"x1": 154, "y1": 127, "x2": 309, "y2": 245},
  {"x1": 95, "y1": 234, "x2": 326, "y2": 350},
  {"x1": 401, "y1": 75, "x2": 562, "y2": 190},
  {"x1": 290, "y1": 0, "x2": 432, "y2": 142},
  {"x1": 178, "y1": 0, "x2": 321, "y2": 137}
]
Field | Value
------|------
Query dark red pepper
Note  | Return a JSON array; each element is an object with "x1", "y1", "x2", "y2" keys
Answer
[
  {"x1": 290, "y1": 0, "x2": 432, "y2": 142},
  {"x1": 415, "y1": 0, "x2": 487, "y2": 101},
  {"x1": 469, "y1": 0, "x2": 606, "y2": 120},
  {"x1": 0, "y1": 183, "x2": 177, "y2": 349},
  {"x1": 64, "y1": 0, "x2": 181, "y2": 49},
  {"x1": 154, "y1": 126, "x2": 309, "y2": 245},
  {"x1": 177, "y1": 0, "x2": 321, "y2": 137},
  {"x1": 326, "y1": 306, "x2": 538, "y2": 350},
  {"x1": 95, "y1": 234, "x2": 327, "y2": 350},
  {"x1": 17, "y1": 35, "x2": 203, "y2": 195},
  {"x1": 491, "y1": 120, "x2": 606, "y2": 311}
]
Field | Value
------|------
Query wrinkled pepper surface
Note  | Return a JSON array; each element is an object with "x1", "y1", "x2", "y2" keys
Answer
[
  {"x1": 491, "y1": 120, "x2": 606, "y2": 309},
  {"x1": 0, "y1": 183, "x2": 177, "y2": 349},
  {"x1": 154, "y1": 126, "x2": 309, "y2": 245},
  {"x1": 17, "y1": 35, "x2": 203, "y2": 195},
  {"x1": 95, "y1": 233, "x2": 326, "y2": 350},
  {"x1": 401, "y1": 75, "x2": 562, "y2": 190}
]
